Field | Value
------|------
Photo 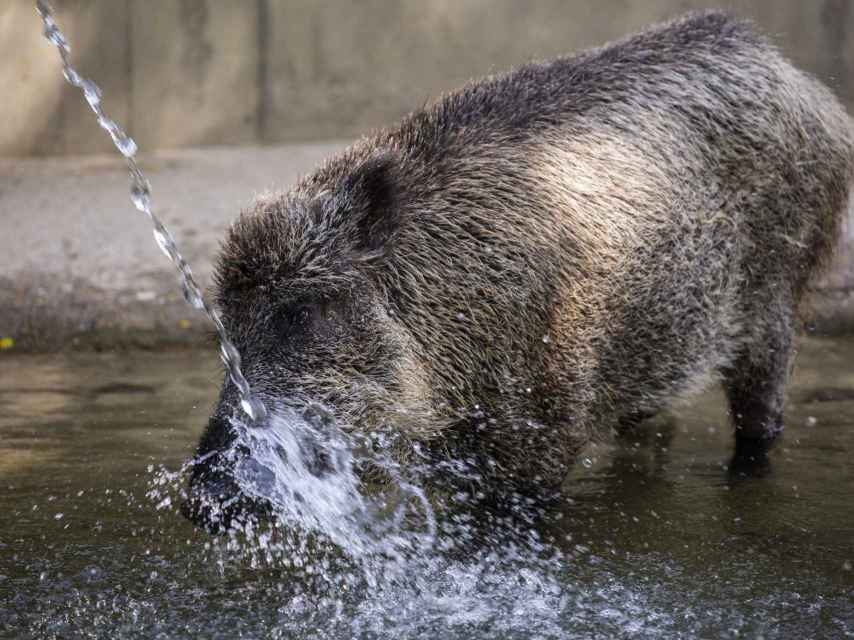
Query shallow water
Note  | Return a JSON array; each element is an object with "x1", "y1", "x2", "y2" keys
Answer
[{"x1": 1, "y1": 337, "x2": 852, "y2": 639}]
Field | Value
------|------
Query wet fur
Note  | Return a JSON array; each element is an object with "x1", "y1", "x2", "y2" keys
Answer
[{"x1": 212, "y1": 12, "x2": 854, "y2": 491}]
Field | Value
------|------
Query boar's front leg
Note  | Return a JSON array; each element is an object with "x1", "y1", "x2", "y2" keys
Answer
[{"x1": 722, "y1": 297, "x2": 795, "y2": 471}]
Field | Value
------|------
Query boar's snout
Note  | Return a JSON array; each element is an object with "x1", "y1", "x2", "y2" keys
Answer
[
  {"x1": 183, "y1": 406, "x2": 345, "y2": 533},
  {"x1": 181, "y1": 470, "x2": 269, "y2": 534},
  {"x1": 181, "y1": 416, "x2": 274, "y2": 534}
]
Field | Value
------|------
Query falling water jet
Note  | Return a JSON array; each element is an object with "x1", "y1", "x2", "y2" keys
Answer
[
  {"x1": 35, "y1": 0, "x2": 266, "y2": 423},
  {"x1": 36, "y1": 3, "x2": 453, "y2": 605},
  {"x1": 34, "y1": 3, "x2": 442, "y2": 564}
]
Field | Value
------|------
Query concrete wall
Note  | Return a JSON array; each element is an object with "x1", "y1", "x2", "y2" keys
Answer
[{"x1": 2, "y1": 0, "x2": 853, "y2": 157}]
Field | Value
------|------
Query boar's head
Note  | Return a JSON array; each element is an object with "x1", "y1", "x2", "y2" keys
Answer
[{"x1": 182, "y1": 152, "x2": 445, "y2": 532}]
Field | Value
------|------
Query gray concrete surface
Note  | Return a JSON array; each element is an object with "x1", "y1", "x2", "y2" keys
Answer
[
  {"x1": 0, "y1": 142, "x2": 345, "y2": 350},
  {"x1": 2, "y1": 142, "x2": 854, "y2": 352},
  {"x1": 2, "y1": 0, "x2": 853, "y2": 157}
]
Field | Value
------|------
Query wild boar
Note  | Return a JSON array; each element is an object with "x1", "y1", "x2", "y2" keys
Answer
[{"x1": 184, "y1": 11, "x2": 854, "y2": 530}]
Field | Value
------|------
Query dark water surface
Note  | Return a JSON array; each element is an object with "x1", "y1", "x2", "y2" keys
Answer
[{"x1": 1, "y1": 338, "x2": 852, "y2": 639}]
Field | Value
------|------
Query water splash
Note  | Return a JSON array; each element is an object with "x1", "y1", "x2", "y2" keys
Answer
[
  {"x1": 170, "y1": 405, "x2": 440, "y2": 591},
  {"x1": 237, "y1": 408, "x2": 435, "y2": 558},
  {"x1": 35, "y1": 0, "x2": 265, "y2": 423},
  {"x1": 143, "y1": 415, "x2": 582, "y2": 637}
]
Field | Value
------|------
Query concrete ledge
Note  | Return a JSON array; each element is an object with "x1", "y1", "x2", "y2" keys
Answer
[
  {"x1": 0, "y1": 143, "x2": 346, "y2": 352},
  {"x1": 2, "y1": 142, "x2": 854, "y2": 354}
]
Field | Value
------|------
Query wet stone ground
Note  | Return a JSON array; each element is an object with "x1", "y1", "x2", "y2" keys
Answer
[{"x1": 0, "y1": 337, "x2": 852, "y2": 639}]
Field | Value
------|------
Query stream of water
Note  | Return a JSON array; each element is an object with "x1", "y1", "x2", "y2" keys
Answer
[{"x1": 35, "y1": 0, "x2": 264, "y2": 423}]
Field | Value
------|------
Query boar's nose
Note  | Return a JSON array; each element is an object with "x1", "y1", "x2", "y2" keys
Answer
[
  {"x1": 182, "y1": 405, "x2": 344, "y2": 533},
  {"x1": 182, "y1": 416, "x2": 274, "y2": 533},
  {"x1": 182, "y1": 466, "x2": 273, "y2": 534}
]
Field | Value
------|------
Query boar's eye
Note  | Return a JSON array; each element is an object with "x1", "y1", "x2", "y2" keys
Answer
[
  {"x1": 273, "y1": 300, "x2": 343, "y2": 341},
  {"x1": 274, "y1": 304, "x2": 315, "y2": 337},
  {"x1": 296, "y1": 305, "x2": 313, "y2": 326}
]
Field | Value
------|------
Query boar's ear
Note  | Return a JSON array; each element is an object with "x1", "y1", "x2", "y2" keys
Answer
[{"x1": 341, "y1": 150, "x2": 401, "y2": 255}]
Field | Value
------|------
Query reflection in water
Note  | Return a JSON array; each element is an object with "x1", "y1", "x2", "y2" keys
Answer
[{"x1": 1, "y1": 338, "x2": 853, "y2": 638}]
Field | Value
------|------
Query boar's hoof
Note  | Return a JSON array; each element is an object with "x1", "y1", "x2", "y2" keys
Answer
[{"x1": 729, "y1": 434, "x2": 776, "y2": 478}]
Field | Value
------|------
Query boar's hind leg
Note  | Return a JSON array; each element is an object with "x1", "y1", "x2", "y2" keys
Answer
[{"x1": 722, "y1": 299, "x2": 796, "y2": 468}]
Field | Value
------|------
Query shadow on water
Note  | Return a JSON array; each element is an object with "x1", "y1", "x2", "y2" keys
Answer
[{"x1": 1, "y1": 337, "x2": 853, "y2": 639}]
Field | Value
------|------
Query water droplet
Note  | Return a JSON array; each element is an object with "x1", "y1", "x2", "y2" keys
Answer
[
  {"x1": 152, "y1": 228, "x2": 173, "y2": 260},
  {"x1": 80, "y1": 79, "x2": 101, "y2": 108},
  {"x1": 186, "y1": 285, "x2": 205, "y2": 310},
  {"x1": 113, "y1": 132, "x2": 138, "y2": 158},
  {"x1": 221, "y1": 341, "x2": 236, "y2": 360},
  {"x1": 97, "y1": 115, "x2": 116, "y2": 133},
  {"x1": 130, "y1": 181, "x2": 151, "y2": 214},
  {"x1": 240, "y1": 398, "x2": 258, "y2": 421},
  {"x1": 62, "y1": 67, "x2": 81, "y2": 86},
  {"x1": 581, "y1": 457, "x2": 593, "y2": 468},
  {"x1": 44, "y1": 24, "x2": 68, "y2": 54}
]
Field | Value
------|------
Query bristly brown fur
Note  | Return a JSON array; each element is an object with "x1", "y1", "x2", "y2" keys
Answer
[{"x1": 208, "y1": 11, "x2": 854, "y2": 491}]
